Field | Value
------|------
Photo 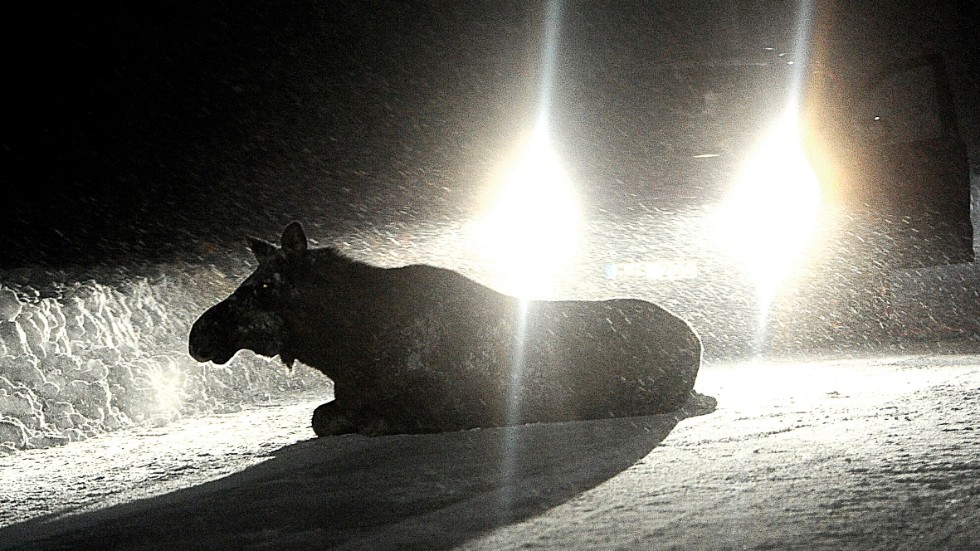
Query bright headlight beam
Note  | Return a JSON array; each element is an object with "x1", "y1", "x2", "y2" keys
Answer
[
  {"x1": 472, "y1": 0, "x2": 581, "y2": 301},
  {"x1": 475, "y1": 124, "x2": 582, "y2": 299},
  {"x1": 715, "y1": 112, "x2": 822, "y2": 306},
  {"x1": 715, "y1": 0, "x2": 817, "y2": 358}
]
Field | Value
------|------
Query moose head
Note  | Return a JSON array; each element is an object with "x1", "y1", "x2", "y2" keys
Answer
[{"x1": 188, "y1": 222, "x2": 310, "y2": 367}]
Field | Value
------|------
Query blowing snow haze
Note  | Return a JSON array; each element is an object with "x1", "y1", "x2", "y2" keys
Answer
[
  {"x1": 3, "y1": 4, "x2": 980, "y2": 547},
  {"x1": 2, "y1": 1, "x2": 979, "y2": 271},
  {"x1": 1, "y1": 2, "x2": 548, "y2": 268}
]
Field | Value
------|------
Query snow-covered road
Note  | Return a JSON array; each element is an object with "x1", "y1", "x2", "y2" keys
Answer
[{"x1": 2, "y1": 355, "x2": 979, "y2": 550}]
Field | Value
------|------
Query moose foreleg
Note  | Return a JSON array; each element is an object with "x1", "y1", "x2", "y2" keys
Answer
[
  {"x1": 311, "y1": 401, "x2": 392, "y2": 436},
  {"x1": 311, "y1": 401, "x2": 357, "y2": 436}
]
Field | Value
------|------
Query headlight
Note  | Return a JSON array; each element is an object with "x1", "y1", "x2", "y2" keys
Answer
[
  {"x1": 473, "y1": 126, "x2": 583, "y2": 299},
  {"x1": 713, "y1": 112, "x2": 823, "y2": 306}
]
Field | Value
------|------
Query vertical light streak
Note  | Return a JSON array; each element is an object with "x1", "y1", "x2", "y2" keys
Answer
[
  {"x1": 755, "y1": 0, "x2": 815, "y2": 358},
  {"x1": 499, "y1": 0, "x2": 562, "y2": 518},
  {"x1": 750, "y1": 0, "x2": 816, "y2": 358},
  {"x1": 474, "y1": 0, "x2": 579, "y2": 301},
  {"x1": 499, "y1": 298, "x2": 530, "y2": 517},
  {"x1": 536, "y1": 0, "x2": 560, "y2": 129}
]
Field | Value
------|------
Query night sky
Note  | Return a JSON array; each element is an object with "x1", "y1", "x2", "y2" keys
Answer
[
  {"x1": 2, "y1": 2, "x2": 562, "y2": 269},
  {"x1": 2, "y1": 1, "x2": 977, "y2": 270}
]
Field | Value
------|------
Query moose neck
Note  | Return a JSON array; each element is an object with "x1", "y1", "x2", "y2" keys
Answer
[{"x1": 281, "y1": 249, "x2": 392, "y2": 379}]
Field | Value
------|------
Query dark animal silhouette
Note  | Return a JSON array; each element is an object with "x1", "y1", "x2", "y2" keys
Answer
[{"x1": 189, "y1": 222, "x2": 702, "y2": 436}]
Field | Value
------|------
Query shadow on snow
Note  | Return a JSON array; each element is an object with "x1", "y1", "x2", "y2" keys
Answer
[{"x1": 1, "y1": 394, "x2": 715, "y2": 550}]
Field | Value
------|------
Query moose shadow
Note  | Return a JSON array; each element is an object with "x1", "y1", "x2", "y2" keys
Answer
[{"x1": 1, "y1": 395, "x2": 713, "y2": 550}]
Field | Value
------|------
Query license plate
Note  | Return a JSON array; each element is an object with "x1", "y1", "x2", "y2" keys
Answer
[{"x1": 605, "y1": 259, "x2": 699, "y2": 281}]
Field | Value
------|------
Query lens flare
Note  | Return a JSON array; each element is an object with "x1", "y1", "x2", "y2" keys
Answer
[{"x1": 488, "y1": 0, "x2": 570, "y2": 521}]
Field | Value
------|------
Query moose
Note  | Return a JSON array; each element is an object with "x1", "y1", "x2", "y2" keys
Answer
[{"x1": 189, "y1": 222, "x2": 702, "y2": 436}]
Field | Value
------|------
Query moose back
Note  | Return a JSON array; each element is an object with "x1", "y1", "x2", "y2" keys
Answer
[{"x1": 189, "y1": 222, "x2": 702, "y2": 436}]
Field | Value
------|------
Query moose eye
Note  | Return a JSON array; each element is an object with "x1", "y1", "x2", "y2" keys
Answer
[{"x1": 253, "y1": 280, "x2": 274, "y2": 297}]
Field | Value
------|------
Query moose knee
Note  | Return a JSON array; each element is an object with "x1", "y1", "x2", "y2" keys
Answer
[{"x1": 311, "y1": 401, "x2": 355, "y2": 437}]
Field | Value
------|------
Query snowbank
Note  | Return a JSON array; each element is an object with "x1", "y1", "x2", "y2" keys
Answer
[{"x1": 0, "y1": 265, "x2": 331, "y2": 454}]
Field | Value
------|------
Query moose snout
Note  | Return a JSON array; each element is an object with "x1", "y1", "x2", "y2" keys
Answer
[
  {"x1": 188, "y1": 309, "x2": 231, "y2": 364},
  {"x1": 188, "y1": 321, "x2": 215, "y2": 362}
]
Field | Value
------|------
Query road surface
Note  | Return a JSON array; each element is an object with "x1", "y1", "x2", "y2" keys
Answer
[{"x1": 2, "y1": 355, "x2": 979, "y2": 550}]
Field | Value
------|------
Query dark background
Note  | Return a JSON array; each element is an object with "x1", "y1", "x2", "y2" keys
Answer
[
  {"x1": 1, "y1": 2, "x2": 549, "y2": 268},
  {"x1": 2, "y1": 1, "x2": 977, "y2": 269},
  {"x1": 2, "y1": 3, "x2": 506, "y2": 263}
]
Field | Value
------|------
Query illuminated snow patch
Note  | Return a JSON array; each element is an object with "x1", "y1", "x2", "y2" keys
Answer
[{"x1": 0, "y1": 268, "x2": 331, "y2": 454}]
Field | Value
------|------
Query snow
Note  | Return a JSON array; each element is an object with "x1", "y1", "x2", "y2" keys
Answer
[
  {"x1": 0, "y1": 268, "x2": 330, "y2": 454},
  {"x1": 2, "y1": 355, "x2": 979, "y2": 550},
  {"x1": 1, "y1": 217, "x2": 979, "y2": 548}
]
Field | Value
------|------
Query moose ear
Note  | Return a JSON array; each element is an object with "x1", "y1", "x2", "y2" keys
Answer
[
  {"x1": 247, "y1": 236, "x2": 278, "y2": 264},
  {"x1": 281, "y1": 221, "x2": 308, "y2": 258}
]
